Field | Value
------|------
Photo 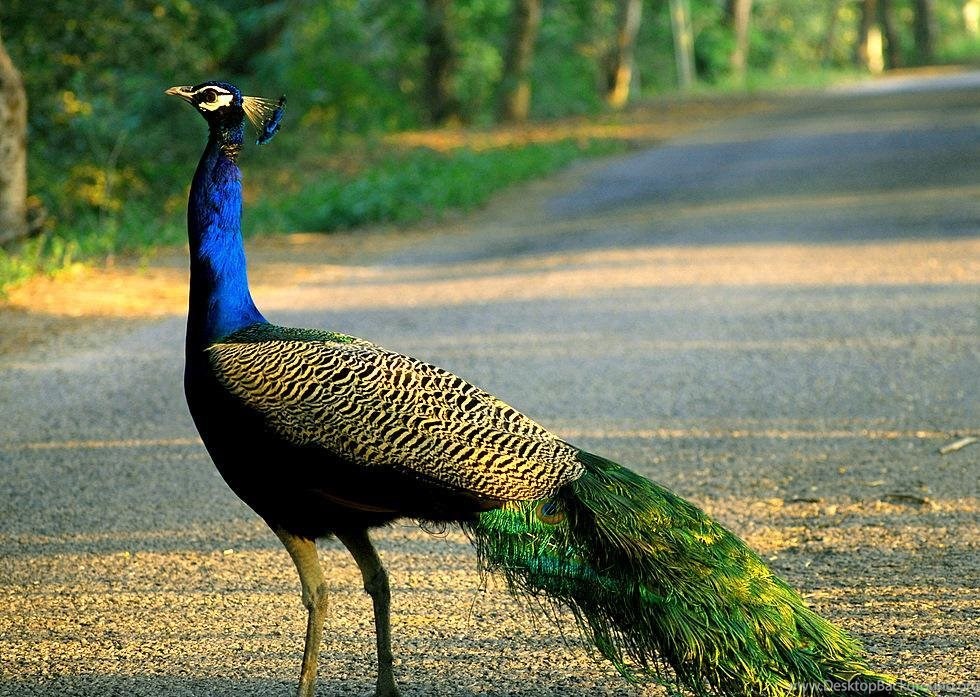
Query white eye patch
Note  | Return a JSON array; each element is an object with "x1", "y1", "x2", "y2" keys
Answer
[{"x1": 195, "y1": 87, "x2": 235, "y2": 111}]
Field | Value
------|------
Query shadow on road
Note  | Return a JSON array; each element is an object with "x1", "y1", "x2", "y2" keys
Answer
[
  {"x1": 407, "y1": 80, "x2": 980, "y2": 266},
  {"x1": 0, "y1": 675, "x2": 630, "y2": 697}
]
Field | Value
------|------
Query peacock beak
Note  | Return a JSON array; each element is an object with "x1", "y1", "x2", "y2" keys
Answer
[{"x1": 165, "y1": 85, "x2": 195, "y2": 103}]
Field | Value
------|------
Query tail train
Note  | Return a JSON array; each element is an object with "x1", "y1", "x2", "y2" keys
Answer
[{"x1": 466, "y1": 450, "x2": 929, "y2": 696}]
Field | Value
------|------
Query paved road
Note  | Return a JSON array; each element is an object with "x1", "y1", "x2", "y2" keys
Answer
[{"x1": 2, "y1": 73, "x2": 978, "y2": 696}]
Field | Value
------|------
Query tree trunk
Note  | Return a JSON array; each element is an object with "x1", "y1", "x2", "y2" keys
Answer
[
  {"x1": 879, "y1": 0, "x2": 901, "y2": 69},
  {"x1": 668, "y1": 0, "x2": 696, "y2": 88},
  {"x1": 0, "y1": 28, "x2": 28, "y2": 246},
  {"x1": 725, "y1": 0, "x2": 753, "y2": 82},
  {"x1": 497, "y1": 0, "x2": 542, "y2": 123},
  {"x1": 604, "y1": 0, "x2": 643, "y2": 108},
  {"x1": 857, "y1": 0, "x2": 885, "y2": 73},
  {"x1": 422, "y1": 0, "x2": 460, "y2": 125},
  {"x1": 965, "y1": 1, "x2": 980, "y2": 36},
  {"x1": 913, "y1": 0, "x2": 937, "y2": 62}
]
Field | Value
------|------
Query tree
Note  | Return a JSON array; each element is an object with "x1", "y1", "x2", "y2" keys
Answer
[
  {"x1": 913, "y1": 0, "x2": 937, "y2": 62},
  {"x1": 726, "y1": 0, "x2": 753, "y2": 82},
  {"x1": 857, "y1": 0, "x2": 900, "y2": 71},
  {"x1": 603, "y1": 0, "x2": 643, "y2": 108},
  {"x1": 668, "y1": 0, "x2": 696, "y2": 88},
  {"x1": 0, "y1": 25, "x2": 27, "y2": 245},
  {"x1": 422, "y1": 0, "x2": 461, "y2": 124},
  {"x1": 966, "y1": 0, "x2": 980, "y2": 36},
  {"x1": 857, "y1": 0, "x2": 885, "y2": 72},
  {"x1": 879, "y1": 0, "x2": 901, "y2": 69},
  {"x1": 497, "y1": 0, "x2": 542, "y2": 122}
]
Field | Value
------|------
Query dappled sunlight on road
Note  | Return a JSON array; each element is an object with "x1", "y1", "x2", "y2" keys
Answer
[
  {"x1": 5, "y1": 235, "x2": 976, "y2": 325},
  {"x1": 0, "y1": 487, "x2": 972, "y2": 693},
  {"x1": 262, "y1": 238, "x2": 978, "y2": 312},
  {"x1": 385, "y1": 98, "x2": 773, "y2": 152},
  {"x1": 600, "y1": 184, "x2": 980, "y2": 225}
]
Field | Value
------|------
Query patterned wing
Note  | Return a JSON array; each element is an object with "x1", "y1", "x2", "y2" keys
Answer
[{"x1": 206, "y1": 324, "x2": 584, "y2": 501}]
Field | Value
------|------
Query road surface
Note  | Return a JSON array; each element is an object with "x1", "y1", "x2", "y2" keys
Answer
[{"x1": 1, "y1": 73, "x2": 978, "y2": 696}]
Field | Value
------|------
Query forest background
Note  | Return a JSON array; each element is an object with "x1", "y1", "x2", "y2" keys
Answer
[{"x1": 0, "y1": 0, "x2": 978, "y2": 290}]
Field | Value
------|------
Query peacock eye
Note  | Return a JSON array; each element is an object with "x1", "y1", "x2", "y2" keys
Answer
[
  {"x1": 534, "y1": 500, "x2": 565, "y2": 525},
  {"x1": 200, "y1": 89, "x2": 217, "y2": 104}
]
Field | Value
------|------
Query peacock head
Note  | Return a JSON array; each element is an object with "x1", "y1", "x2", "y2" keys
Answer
[{"x1": 166, "y1": 81, "x2": 285, "y2": 145}]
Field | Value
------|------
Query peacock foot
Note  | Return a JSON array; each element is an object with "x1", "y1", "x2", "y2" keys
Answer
[{"x1": 372, "y1": 672, "x2": 401, "y2": 697}]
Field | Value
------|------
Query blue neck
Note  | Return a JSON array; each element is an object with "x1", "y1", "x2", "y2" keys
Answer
[{"x1": 186, "y1": 128, "x2": 265, "y2": 348}]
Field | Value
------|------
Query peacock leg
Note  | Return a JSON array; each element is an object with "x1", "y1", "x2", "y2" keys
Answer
[
  {"x1": 274, "y1": 527, "x2": 329, "y2": 697},
  {"x1": 335, "y1": 529, "x2": 401, "y2": 697}
]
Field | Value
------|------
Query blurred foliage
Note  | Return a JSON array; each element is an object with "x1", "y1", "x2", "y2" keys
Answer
[
  {"x1": 3, "y1": 1, "x2": 233, "y2": 218},
  {"x1": 0, "y1": 0, "x2": 977, "y2": 290},
  {"x1": 249, "y1": 138, "x2": 625, "y2": 234}
]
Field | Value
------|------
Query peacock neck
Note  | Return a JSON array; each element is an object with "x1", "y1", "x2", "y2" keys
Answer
[{"x1": 186, "y1": 127, "x2": 265, "y2": 350}]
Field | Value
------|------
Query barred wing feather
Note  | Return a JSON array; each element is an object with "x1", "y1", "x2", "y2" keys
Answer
[{"x1": 206, "y1": 324, "x2": 584, "y2": 501}]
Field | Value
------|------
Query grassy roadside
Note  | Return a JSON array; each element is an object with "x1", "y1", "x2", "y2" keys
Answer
[
  {"x1": 0, "y1": 92, "x2": 775, "y2": 297},
  {"x1": 247, "y1": 138, "x2": 625, "y2": 236},
  {"x1": 0, "y1": 140, "x2": 620, "y2": 293}
]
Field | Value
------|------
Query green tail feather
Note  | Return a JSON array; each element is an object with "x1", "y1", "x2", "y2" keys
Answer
[{"x1": 466, "y1": 450, "x2": 930, "y2": 697}]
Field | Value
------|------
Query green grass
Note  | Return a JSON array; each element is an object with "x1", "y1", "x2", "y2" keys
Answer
[
  {"x1": 249, "y1": 139, "x2": 624, "y2": 234},
  {"x1": 0, "y1": 209, "x2": 185, "y2": 292},
  {"x1": 0, "y1": 137, "x2": 624, "y2": 295}
]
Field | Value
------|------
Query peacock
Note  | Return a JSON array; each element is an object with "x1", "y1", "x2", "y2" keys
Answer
[{"x1": 167, "y1": 81, "x2": 928, "y2": 697}]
